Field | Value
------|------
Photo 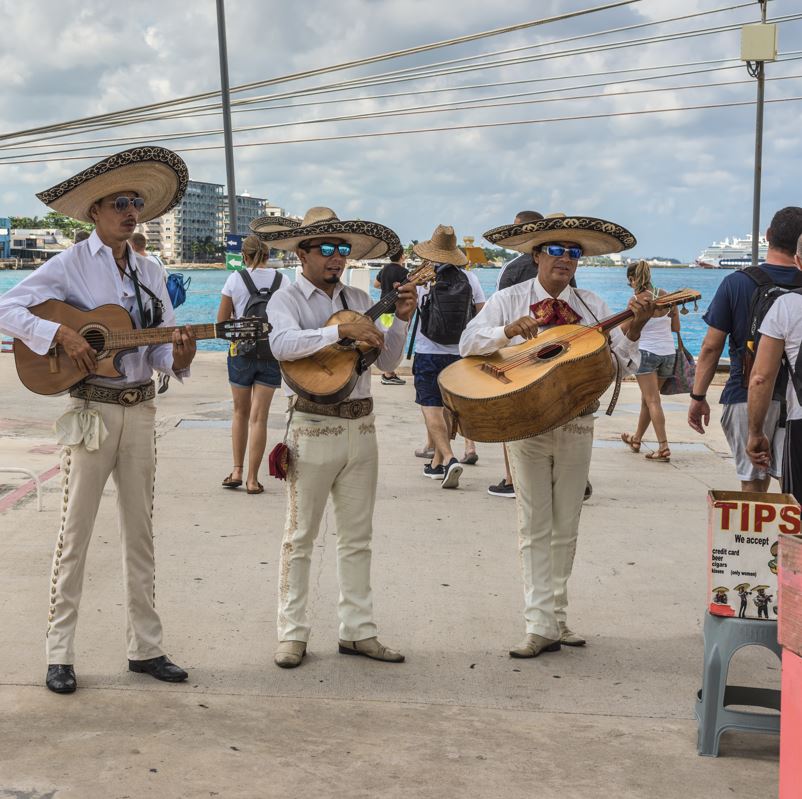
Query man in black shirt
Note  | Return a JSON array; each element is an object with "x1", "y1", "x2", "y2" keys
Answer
[{"x1": 374, "y1": 247, "x2": 409, "y2": 385}]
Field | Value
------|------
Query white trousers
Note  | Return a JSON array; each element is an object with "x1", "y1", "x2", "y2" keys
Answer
[
  {"x1": 277, "y1": 412, "x2": 379, "y2": 643},
  {"x1": 506, "y1": 418, "x2": 594, "y2": 639},
  {"x1": 46, "y1": 399, "x2": 164, "y2": 664}
]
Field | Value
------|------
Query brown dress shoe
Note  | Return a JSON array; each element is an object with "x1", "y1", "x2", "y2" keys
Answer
[
  {"x1": 558, "y1": 624, "x2": 586, "y2": 647},
  {"x1": 274, "y1": 640, "x2": 307, "y2": 669},
  {"x1": 338, "y1": 637, "x2": 405, "y2": 662},
  {"x1": 509, "y1": 634, "x2": 561, "y2": 658}
]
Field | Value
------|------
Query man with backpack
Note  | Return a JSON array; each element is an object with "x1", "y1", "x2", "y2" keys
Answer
[
  {"x1": 411, "y1": 225, "x2": 485, "y2": 490},
  {"x1": 689, "y1": 207, "x2": 802, "y2": 492},
  {"x1": 747, "y1": 233, "x2": 802, "y2": 504}
]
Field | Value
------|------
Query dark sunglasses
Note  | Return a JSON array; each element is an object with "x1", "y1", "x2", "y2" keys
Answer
[
  {"x1": 540, "y1": 244, "x2": 582, "y2": 259},
  {"x1": 301, "y1": 241, "x2": 352, "y2": 257},
  {"x1": 109, "y1": 196, "x2": 145, "y2": 213}
]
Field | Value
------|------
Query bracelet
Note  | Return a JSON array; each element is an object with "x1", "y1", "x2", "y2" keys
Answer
[{"x1": 690, "y1": 392, "x2": 706, "y2": 402}]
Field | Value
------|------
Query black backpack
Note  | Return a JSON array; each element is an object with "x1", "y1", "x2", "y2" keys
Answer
[
  {"x1": 237, "y1": 269, "x2": 282, "y2": 361},
  {"x1": 741, "y1": 265, "x2": 802, "y2": 399},
  {"x1": 419, "y1": 264, "x2": 475, "y2": 346}
]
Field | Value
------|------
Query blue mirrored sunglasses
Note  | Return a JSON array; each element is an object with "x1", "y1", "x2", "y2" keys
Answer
[
  {"x1": 306, "y1": 242, "x2": 351, "y2": 257},
  {"x1": 541, "y1": 244, "x2": 582, "y2": 259},
  {"x1": 112, "y1": 196, "x2": 145, "y2": 212}
]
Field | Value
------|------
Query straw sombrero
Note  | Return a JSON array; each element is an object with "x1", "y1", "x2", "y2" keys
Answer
[
  {"x1": 36, "y1": 146, "x2": 188, "y2": 224},
  {"x1": 483, "y1": 213, "x2": 636, "y2": 257},
  {"x1": 413, "y1": 225, "x2": 468, "y2": 267},
  {"x1": 251, "y1": 206, "x2": 399, "y2": 261}
]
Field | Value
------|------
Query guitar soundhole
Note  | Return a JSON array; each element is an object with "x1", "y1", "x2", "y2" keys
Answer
[
  {"x1": 83, "y1": 329, "x2": 106, "y2": 353},
  {"x1": 534, "y1": 343, "x2": 565, "y2": 361}
]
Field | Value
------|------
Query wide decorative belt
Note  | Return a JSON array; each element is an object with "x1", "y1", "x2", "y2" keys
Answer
[
  {"x1": 294, "y1": 396, "x2": 373, "y2": 419},
  {"x1": 70, "y1": 381, "x2": 155, "y2": 407}
]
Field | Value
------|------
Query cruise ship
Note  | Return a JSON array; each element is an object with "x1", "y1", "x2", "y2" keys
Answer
[{"x1": 695, "y1": 234, "x2": 768, "y2": 268}]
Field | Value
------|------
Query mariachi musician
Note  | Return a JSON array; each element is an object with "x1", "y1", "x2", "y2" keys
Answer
[
  {"x1": 459, "y1": 214, "x2": 654, "y2": 658},
  {"x1": 252, "y1": 207, "x2": 417, "y2": 669}
]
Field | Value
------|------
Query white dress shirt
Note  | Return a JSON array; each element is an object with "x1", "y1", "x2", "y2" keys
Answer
[
  {"x1": 0, "y1": 230, "x2": 186, "y2": 388},
  {"x1": 221, "y1": 267, "x2": 289, "y2": 317},
  {"x1": 459, "y1": 275, "x2": 640, "y2": 375},
  {"x1": 268, "y1": 272, "x2": 408, "y2": 399}
]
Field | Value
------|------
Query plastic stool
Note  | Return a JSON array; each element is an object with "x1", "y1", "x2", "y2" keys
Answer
[{"x1": 695, "y1": 611, "x2": 781, "y2": 756}]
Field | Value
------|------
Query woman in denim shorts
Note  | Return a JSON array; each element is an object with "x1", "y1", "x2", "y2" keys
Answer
[
  {"x1": 620, "y1": 261, "x2": 679, "y2": 462},
  {"x1": 217, "y1": 235, "x2": 288, "y2": 493}
]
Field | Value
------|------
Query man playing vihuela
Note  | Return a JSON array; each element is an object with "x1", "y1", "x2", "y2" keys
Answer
[
  {"x1": 460, "y1": 214, "x2": 654, "y2": 657},
  {"x1": 252, "y1": 207, "x2": 417, "y2": 668},
  {"x1": 0, "y1": 147, "x2": 195, "y2": 693}
]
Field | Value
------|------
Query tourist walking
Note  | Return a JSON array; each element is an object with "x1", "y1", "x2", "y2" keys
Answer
[{"x1": 373, "y1": 246, "x2": 409, "y2": 385}]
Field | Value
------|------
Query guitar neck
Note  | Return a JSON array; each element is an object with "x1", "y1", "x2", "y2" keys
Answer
[
  {"x1": 105, "y1": 323, "x2": 219, "y2": 350},
  {"x1": 364, "y1": 278, "x2": 411, "y2": 322},
  {"x1": 596, "y1": 291, "x2": 699, "y2": 334}
]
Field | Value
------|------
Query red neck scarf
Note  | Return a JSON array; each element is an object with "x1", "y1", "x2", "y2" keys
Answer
[{"x1": 530, "y1": 298, "x2": 581, "y2": 326}]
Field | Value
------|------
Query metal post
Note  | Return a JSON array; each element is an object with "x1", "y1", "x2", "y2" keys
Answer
[
  {"x1": 751, "y1": 0, "x2": 768, "y2": 267},
  {"x1": 216, "y1": 0, "x2": 237, "y2": 235}
]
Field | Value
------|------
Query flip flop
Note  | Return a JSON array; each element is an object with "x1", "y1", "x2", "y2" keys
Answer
[
  {"x1": 460, "y1": 452, "x2": 479, "y2": 465},
  {"x1": 222, "y1": 473, "x2": 242, "y2": 489},
  {"x1": 247, "y1": 482, "x2": 265, "y2": 495}
]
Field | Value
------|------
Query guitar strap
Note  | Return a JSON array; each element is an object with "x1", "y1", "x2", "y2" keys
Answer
[
  {"x1": 122, "y1": 250, "x2": 164, "y2": 329},
  {"x1": 572, "y1": 290, "x2": 622, "y2": 417}
]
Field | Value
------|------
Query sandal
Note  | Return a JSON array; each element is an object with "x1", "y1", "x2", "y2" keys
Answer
[
  {"x1": 415, "y1": 447, "x2": 435, "y2": 459},
  {"x1": 645, "y1": 442, "x2": 671, "y2": 462},
  {"x1": 246, "y1": 482, "x2": 265, "y2": 495},
  {"x1": 620, "y1": 433, "x2": 641, "y2": 453},
  {"x1": 460, "y1": 452, "x2": 479, "y2": 465},
  {"x1": 222, "y1": 470, "x2": 243, "y2": 489}
]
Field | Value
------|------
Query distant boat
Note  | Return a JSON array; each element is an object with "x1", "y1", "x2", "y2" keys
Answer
[{"x1": 696, "y1": 234, "x2": 767, "y2": 268}]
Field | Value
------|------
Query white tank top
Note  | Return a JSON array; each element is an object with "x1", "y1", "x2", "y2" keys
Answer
[{"x1": 638, "y1": 313, "x2": 675, "y2": 356}]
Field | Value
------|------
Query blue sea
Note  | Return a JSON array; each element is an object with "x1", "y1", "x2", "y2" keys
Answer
[{"x1": 0, "y1": 266, "x2": 725, "y2": 355}]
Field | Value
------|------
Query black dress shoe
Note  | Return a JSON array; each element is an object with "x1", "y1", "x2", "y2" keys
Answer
[
  {"x1": 128, "y1": 655, "x2": 188, "y2": 683},
  {"x1": 46, "y1": 664, "x2": 77, "y2": 694}
]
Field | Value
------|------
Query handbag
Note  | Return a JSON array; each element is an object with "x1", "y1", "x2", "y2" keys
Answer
[
  {"x1": 660, "y1": 333, "x2": 696, "y2": 396},
  {"x1": 268, "y1": 403, "x2": 294, "y2": 480}
]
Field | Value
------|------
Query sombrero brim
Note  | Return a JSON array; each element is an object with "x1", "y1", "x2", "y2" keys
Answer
[
  {"x1": 254, "y1": 219, "x2": 400, "y2": 261},
  {"x1": 413, "y1": 240, "x2": 468, "y2": 267},
  {"x1": 249, "y1": 216, "x2": 301, "y2": 235},
  {"x1": 483, "y1": 216, "x2": 636, "y2": 257},
  {"x1": 36, "y1": 147, "x2": 188, "y2": 224}
]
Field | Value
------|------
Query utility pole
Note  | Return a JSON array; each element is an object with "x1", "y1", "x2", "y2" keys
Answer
[
  {"x1": 742, "y1": 0, "x2": 775, "y2": 266},
  {"x1": 216, "y1": 0, "x2": 237, "y2": 235}
]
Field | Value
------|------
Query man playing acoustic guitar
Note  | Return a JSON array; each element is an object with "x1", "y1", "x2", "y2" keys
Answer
[
  {"x1": 461, "y1": 214, "x2": 654, "y2": 658},
  {"x1": 0, "y1": 147, "x2": 195, "y2": 693},
  {"x1": 252, "y1": 207, "x2": 417, "y2": 669}
]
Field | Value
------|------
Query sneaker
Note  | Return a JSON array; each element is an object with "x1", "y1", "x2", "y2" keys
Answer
[
  {"x1": 583, "y1": 481, "x2": 592, "y2": 502},
  {"x1": 423, "y1": 463, "x2": 445, "y2": 480},
  {"x1": 381, "y1": 374, "x2": 406, "y2": 385},
  {"x1": 488, "y1": 478, "x2": 515, "y2": 498},
  {"x1": 441, "y1": 457, "x2": 463, "y2": 489}
]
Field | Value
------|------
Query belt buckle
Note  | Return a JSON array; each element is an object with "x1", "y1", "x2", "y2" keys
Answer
[{"x1": 118, "y1": 387, "x2": 143, "y2": 406}]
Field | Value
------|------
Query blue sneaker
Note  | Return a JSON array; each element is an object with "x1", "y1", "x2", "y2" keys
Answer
[
  {"x1": 423, "y1": 462, "x2": 445, "y2": 480},
  {"x1": 441, "y1": 457, "x2": 463, "y2": 489}
]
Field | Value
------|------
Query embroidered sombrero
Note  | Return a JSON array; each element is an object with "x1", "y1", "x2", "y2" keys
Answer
[
  {"x1": 251, "y1": 206, "x2": 400, "y2": 261},
  {"x1": 413, "y1": 224, "x2": 468, "y2": 267},
  {"x1": 36, "y1": 146, "x2": 189, "y2": 224},
  {"x1": 483, "y1": 213, "x2": 636, "y2": 257}
]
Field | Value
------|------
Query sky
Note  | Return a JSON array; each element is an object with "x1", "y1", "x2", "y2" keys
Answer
[{"x1": 1, "y1": 0, "x2": 801, "y2": 261}]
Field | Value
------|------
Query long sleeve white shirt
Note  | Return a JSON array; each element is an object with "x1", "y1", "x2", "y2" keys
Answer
[
  {"x1": 268, "y1": 273, "x2": 408, "y2": 399},
  {"x1": 459, "y1": 276, "x2": 640, "y2": 376},
  {"x1": 0, "y1": 230, "x2": 187, "y2": 388}
]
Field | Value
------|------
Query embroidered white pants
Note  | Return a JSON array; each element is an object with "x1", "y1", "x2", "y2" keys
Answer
[
  {"x1": 506, "y1": 418, "x2": 594, "y2": 639},
  {"x1": 277, "y1": 412, "x2": 379, "y2": 643},
  {"x1": 47, "y1": 399, "x2": 164, "y2": 665}
]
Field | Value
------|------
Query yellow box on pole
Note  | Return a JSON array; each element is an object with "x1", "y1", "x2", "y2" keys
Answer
[{"x1": 741, "y1": 23, "x2": 778, "y2": 62}]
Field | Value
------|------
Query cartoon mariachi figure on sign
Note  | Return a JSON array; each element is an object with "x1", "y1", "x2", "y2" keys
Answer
[
  {"x1": 752, "y1": 585, "x2": 773, "y2": 619},
  {"x1": 734, "y1": 583, "x2": 752, "y2": 619}
]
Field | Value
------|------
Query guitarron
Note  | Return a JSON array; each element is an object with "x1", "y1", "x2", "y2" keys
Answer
[
  {"x1": 280, "y1": 263, "x2": 436, "y2": 403},
  {"x1": 438, "y1": 289, "x2": 701, "y2": 443},
  {"x1": 13, "y1": 300, "x2": 269, "y2": 395}
]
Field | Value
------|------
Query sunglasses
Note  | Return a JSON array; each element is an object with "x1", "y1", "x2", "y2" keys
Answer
[
  {"x1": 109, "y1": 196, "x2": 145, "y2": 213},
  {"x1": 540, "y1": 244, "x2": 582, "y2": 259},
  {"x1": 301, "y1": 241, "x2": 352, "y2": 257}
]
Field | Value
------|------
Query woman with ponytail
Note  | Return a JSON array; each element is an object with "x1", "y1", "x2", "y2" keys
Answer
[
  {"x1": 620, "y1": 260, "x2": 679, "y2": 462},
  {"x1": 217, "y1": 235, "x2": 289, "y2": 493}
]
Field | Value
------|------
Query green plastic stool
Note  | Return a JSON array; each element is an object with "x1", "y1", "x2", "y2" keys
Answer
[{"x1": 695, "y1": 611, "x2": 781, "y2": 756}]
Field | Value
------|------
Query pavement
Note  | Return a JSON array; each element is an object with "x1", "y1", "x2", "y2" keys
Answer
[{"x1": 0, "y1": 353, "x2": 781, "y2": 799}]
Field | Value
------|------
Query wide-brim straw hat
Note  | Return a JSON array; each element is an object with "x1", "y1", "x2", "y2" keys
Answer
[
  {"x1": 413, "y1": 224, "x2": 468, "y2": 267},
  {"x1": 483, "y1": 213, "x2": 636, "y2": 257},
  {"x1": 36, "y1": 146, "x2": 189, "y2": 224},
  {"x1": 250, "y1": 206, "x2": 399, "y2": 261}
]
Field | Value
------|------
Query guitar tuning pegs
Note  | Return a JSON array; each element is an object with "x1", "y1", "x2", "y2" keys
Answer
[
  {"x1": 693, "y1": 301, "x2": 698, "y2": 312},
  {"x1": 680, "y1": 304, "x2": 689, "y2": 316}
]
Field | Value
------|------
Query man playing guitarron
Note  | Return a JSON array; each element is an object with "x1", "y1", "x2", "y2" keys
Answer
[
  {"x1": 253, "y1": 207, "x2": 417, "y2": 669},
  {"x1": 461, "y1": 214, "x2": 654, "y2": 657}
]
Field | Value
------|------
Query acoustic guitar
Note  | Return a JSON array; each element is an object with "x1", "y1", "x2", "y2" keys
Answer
[
  {"x1": 280, "y1": 263, "x2": 436, "y2": 403},
  {"x1": 438, "y1": 288, "x2": 701, "y2": 443},
  {"x1": 13, "y1": 299, "x2": 269, "y2": 395}
]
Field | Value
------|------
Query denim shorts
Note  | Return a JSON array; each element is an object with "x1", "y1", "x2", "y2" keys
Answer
[
  {"x1": 413, "y1": 352, "x2": 461, "y2": 406},
  {"x1": 227, "y1": 353, "x2": 281, "y2": 388},
  {"x1": 637, "y1": 350, "x2": 675, "y2": 378}
]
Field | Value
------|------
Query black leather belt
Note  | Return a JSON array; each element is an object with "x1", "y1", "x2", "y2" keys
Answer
[
  {"x1": 70, "y1": 381, "x2": 155, "y2": 407},
  {"x1": 294, "y1": 396, "x2": 373, "y2": 419}
]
